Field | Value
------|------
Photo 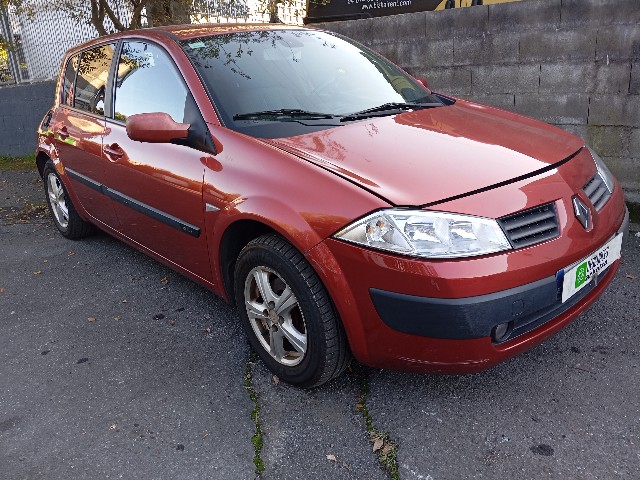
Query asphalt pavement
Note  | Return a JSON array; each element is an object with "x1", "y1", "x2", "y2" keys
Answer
[{"x1": 1, "y1": 169, "x2": 639, "y2": 480}]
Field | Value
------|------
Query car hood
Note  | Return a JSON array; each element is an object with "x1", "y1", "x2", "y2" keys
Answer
[{"x1": 267, "y1": 99, "x2": 584, "y2": 206}]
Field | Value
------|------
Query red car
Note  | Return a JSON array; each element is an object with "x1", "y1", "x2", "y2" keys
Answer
[{"x1": 37, "y1": 24, "x2": 628, "y2": 387}]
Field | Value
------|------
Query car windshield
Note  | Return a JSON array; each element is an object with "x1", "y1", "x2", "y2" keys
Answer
[{"x1": 180, "y1": 29, "x2": 446, "y2": 138}]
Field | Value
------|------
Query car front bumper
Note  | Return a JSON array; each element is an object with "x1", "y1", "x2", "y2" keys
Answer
[{"x1": 306, "y1": 193, "x2": 628, "y2": 374}]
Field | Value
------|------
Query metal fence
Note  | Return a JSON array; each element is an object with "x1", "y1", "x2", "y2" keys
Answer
[
  {"x1": 0, "y1": 0, "x2": 131, "y2": 85},
  {"x1": 192, "y1": 0, "x2": 306, "y2": 25},
  {"x1": 0, "y1": 0, "x2": 305, "y2": 86}
]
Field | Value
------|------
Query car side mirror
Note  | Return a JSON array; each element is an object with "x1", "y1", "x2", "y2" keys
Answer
[
  {"x1": 126, "y1": 112, "x2": 190, "y2": 143},
  {"x1": 415, "y1": 77, "x2": 429, "y2": 89}
]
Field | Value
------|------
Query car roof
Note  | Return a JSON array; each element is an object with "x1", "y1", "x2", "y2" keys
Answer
[
  {"x1": 70, "y1": 23, "x2": 306, "y2": 51},
  {"x1": 64, "y1": 23, "x2": 307, "y2": 56},
  {"x1": 154, "y1": 23, "x2": 303, "y2": 40}
]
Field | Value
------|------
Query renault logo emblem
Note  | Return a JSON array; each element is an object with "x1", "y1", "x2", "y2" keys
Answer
[{"x1": 572, "y1": 196, "x2": 591, "y2": 230}]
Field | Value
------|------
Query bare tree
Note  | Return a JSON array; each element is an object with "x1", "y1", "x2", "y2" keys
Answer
[
  {"x1": 2, "y1": 0, "x2": 304, "y2": 39},
  {"x1": 2, "y1": 0, "x2": 195, "y2": 36},
  {"x1": 147, "y1": 0, "x2": 190, "y2": 26}
]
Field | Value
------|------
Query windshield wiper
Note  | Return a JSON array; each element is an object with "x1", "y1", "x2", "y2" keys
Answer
[
  {"x1": 233, "y1": 109, "x2": 337, "y2": 121},
  {"x1": 340, "y1": 102, "x2": 443, "y2": 122}
]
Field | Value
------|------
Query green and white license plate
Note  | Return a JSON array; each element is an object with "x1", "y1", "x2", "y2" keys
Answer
[{"x1": 560, "y1": 233, "x2": 623, "y2": 303}]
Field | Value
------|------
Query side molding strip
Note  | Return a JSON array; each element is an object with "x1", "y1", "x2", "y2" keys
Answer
[
  {"x1": 65, "y1": 167, "x2": 102, "y2": 193},
  {"x1": 66, "y1": 167, "x2": 201, "y2": 238}
]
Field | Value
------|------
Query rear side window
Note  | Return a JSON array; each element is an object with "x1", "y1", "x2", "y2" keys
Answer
[
  {"x1": 61, "y1": 54, "x2": 79, "y2": 107},
  {"x1": 74, "y1": 43, "x2": 116, "y2": 115},
  {"x1": 113, "y1": 41, "x2": 188, "y2": 122}
]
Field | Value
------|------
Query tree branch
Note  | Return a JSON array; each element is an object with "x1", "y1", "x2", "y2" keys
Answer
[
  {"x1": 129, "y1": 0, "x2": 149, "y2": 29},
  {"x1": 100, "y1": 0, "x2": 127, "y2": 32},
  {"x1": 89, "y1": 0, "x2": 108, "y2": 36}
]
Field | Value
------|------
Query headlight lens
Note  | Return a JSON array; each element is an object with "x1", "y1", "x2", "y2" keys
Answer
[
  {"x1": 588, "y1": 146, "x2": 615, "y2": 193},
  {"x1": 333, "y1": 209, "x2": 512, "y2": 259}
]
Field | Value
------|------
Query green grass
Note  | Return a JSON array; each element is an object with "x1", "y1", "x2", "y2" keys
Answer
[
  {"x1": 353, "y1": 364, "x2": 399, "y2": 480},
  {"x1": 0, "y1": 154, "x2": 34, "y2": 171},
  {"x1": 244, "y1": 353, "x2": 265, "y2": 475}
]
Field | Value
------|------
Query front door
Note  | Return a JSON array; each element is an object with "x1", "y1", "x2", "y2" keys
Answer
[{"x1": 101, "y1": 40, "x2": 212, "y2": 282}]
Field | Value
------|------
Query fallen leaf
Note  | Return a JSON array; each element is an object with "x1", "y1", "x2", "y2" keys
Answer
[
  {"x1": 372, "y1": 437, "x2": 384, "y2": 452},
  {"x1": 626, "y1": 274, "x2": 636, "y2": 280},
  {"x1": 113, "y1": 316, "x2": 121, "y2": 321},
  {"x1": 356, "y1": 402, "x2": 364, "y2": 410},
  {"x1": 382, "y1": 444, "x2": 393, "y2": 455},
  {"x1": 33, "y1": 270, "x2": 42, "y2": 275},
  {"x1": 0, "y1": 288, "x2": 4, "y2": 293},
  {"x1": 43, "y1": 259, "x2": 48, "y2": 263},
  {"x1": 109, "y1": 423, "x2": 117, "y2": 430},
  {"x1": 68, "y1": 251, "x2": 75, "y2": 256},
  {"x1": 202, "y1": 431, "x2": 209, "y2": 439},
  {"x1": 87, "y1": 317, "x2": 96, "y2": 322},
  {"x1": 326, "y1": 454, "x2": 337, "y2": 462},
  {"x1": 272, "y1": 375, "x2": 280, "y2": 385},
  {"x1": 161, "y1": 276, "x2": 169, "y2": 285},
  {"x1": 342, "y1": 462, "x2": 349, "y2": 470}
]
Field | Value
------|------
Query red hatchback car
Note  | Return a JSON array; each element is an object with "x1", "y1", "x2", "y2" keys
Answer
[{"x1": 37, "y1": 24, "x2": 628, "y2": 387}]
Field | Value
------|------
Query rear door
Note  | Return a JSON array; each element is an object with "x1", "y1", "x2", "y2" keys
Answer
[
  {"x1": 52, "y1": 44, "x2": 119, "y2": 228},
  {"x1": 101, "y1": 40, "x2": 212, "y2": 282}
]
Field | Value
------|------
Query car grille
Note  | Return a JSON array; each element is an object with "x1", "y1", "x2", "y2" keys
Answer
[
  {"x1": 498, "y1": 203, "x2": 559, "y2": 249},
  {"x1": 583, "y1": 172, "x2": 611, "y2": 211}
]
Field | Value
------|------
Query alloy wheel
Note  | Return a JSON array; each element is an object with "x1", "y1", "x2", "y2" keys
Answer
[
  {"x1": 47, "y1": 172, "x2": 69, "y2": 229},
  {"x1": 243, "y1": 265, "x2": 307, "y2": 366}
]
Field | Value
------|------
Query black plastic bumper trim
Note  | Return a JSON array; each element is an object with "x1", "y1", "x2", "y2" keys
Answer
[
  {"x1": 371, "y1": 275, "x2": 558, "y2": 340},
  {"x1": 371, "y1": 207, "x2": 628, "y2": 341}
]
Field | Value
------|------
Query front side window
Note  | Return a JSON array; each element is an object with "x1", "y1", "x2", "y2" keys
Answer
[
  {"x1": 114, "y1": 41, "x2": 188, "y2": 123},
  {"x1": 74, "y1": 43, "x2": 116, "y2": 115},
  {"x1": 61, "y1": 54, "x2": 79, "y2": 107}
]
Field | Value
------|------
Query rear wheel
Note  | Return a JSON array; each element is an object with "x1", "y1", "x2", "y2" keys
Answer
[
  {"x1": 43, "y1": 161, "x2": 94, "y2": 239},
  {"x1": 235, "y1": 234, "x2": 350, "y2": 388}
]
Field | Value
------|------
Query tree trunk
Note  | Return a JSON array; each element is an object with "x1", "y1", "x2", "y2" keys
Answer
[
  {"x1": 267, "y1": 0, "x2": 282, "y2": 23},
  {"x1": 148, "y1": 0, "x2": 190, "y2": 26}
]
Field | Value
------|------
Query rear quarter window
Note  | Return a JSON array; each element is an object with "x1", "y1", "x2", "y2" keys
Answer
[
  {"x1": 73, "y1": 43, "x2": 116, "y2": 115},
  {"x1": 61, "y1": 54, "x2": 79, "y2": 107}
]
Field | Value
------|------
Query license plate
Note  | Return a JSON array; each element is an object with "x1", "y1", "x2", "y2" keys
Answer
[{"x1": 560, "y1": 233, "x2": 623, "y2": 303}]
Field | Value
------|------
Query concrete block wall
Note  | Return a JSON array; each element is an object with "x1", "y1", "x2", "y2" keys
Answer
[
  {"x1": 0, "y1": 81, "x2": 56, "y2": 156},
  {"x1": 316, "y1": 0, "x2": 640, "y2": 198}
]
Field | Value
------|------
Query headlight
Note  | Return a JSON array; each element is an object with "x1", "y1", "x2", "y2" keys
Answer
[
  {"x1": 588, "y1": 146, "x2": 615, "y2": 193},
  {"x1": 333, "y1": 209, "x2": 512, "y2": 259}
]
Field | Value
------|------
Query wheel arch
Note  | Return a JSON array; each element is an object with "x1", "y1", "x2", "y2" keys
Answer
[
  {"x1": 36, "y1": 151, "x2": 50, "y2": 178},
  {"x1": 219, "y1": 219, "x2": 277, "y2": 306}
]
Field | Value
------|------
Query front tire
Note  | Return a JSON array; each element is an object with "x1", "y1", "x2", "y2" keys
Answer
[
  {"x1": 234, "y1": 234, "x2": 350, "y2": 388},
  {"x1": 43, "y1": 161, "x2": 94, "y2": 239}
]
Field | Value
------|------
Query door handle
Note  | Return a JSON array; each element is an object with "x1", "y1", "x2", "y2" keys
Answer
[
  {"x1": 103, "y1": 143, "x2": 124, "y2": 160},
  {"x1": 55, "y1": 127, "x2": 69, "y2": 140}
]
